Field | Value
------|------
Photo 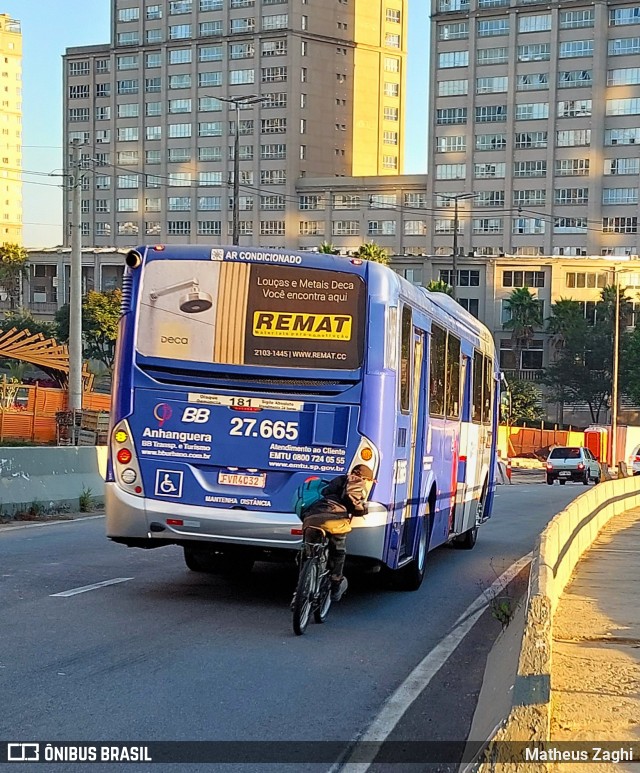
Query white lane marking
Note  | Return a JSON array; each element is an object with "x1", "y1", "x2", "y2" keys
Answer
[
  {"x1": 0, "y1": 515, "x2": 105, "y2": 533},
  {"x1": 331, "y1": 553, "x2": 533, "y2": 773},
  {"x1": 50, "y1": 578, "x2": 133, "y2": 597}
]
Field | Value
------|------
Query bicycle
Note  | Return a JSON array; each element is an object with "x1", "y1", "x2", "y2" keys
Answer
[{"x1": 291, "y1": 525, "x2": 333, "y2": 636}]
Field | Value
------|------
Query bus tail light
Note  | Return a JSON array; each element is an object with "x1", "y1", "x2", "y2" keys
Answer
[{"x1": 111, "y1": 419, "x2": 144, "y2": 497}]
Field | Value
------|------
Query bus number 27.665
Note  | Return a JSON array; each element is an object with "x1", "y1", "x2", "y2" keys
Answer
[{"x1": 229, "y1": 418, "x2": 299, "y2": 440}]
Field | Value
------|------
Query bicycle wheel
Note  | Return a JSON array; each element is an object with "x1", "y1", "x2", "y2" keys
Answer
[
  {"x1": 292, "y1": 558, "x2": 317, "y2": 636},
  {"x1": 313, "y1": 574, "x2": 332, "y2": 624}
]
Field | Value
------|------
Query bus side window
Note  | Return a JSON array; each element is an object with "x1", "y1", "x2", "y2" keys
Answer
[
  {"x1": 429, "y1": 324, "x2": 446, "y2": 416},
  {"x1": 446, "y1": 334, "x2": 461, "y2": 419},
  {"x1": 399, "y1": 305, "x2": 412, "y2": 413},
  {"x1": 472, "y1": 350, "x2": 483, "y2": 423},
  {"x1": 482, "y1": 356, "x2": 493, "y2": 424}
]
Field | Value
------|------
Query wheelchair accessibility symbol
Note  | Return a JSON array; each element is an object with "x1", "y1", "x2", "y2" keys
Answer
[{"x1": 155, "y1": 469, "x2": 183, "y2": 498}]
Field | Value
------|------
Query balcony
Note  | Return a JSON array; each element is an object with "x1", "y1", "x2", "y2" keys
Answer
[{"x1": 502, "y1": 369, "x2": 543, "y2": 382}]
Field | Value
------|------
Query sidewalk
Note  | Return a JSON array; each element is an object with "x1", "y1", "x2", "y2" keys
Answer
[{"x1": 550, "y1": 506, "x2": 640, "y2": 771}]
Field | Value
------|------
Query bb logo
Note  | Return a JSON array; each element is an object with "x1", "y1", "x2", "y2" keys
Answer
[
  {"x1": 154, "y1": 470, "x2": 183, "y2": 498},
  {"x1": 181, "y1": 407, "x2": 210, "y2": 424}
]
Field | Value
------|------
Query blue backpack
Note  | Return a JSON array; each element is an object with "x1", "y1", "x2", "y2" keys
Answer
[{"x1": 294, "y1": 477, "x2": 330, "y2": 519}]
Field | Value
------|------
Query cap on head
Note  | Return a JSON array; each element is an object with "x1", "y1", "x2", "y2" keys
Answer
[{"x1": 351, "y1": 463, "x2": 374, "y2": 480}]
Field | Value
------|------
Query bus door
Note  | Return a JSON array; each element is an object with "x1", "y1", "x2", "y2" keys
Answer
[
  {"x1": 453, "y1": 354, "x2": 473, "y2": 534},
  {"x1": 398, "y1": 328, "x2": 427, "y2": 561}
]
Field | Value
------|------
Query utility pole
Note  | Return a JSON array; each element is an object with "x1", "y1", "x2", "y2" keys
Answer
[
  {"x1": 611, "y1": 267, "x2": 621, "y2": 471},
  {"x1": 232, "y1": 100, "x2": 240, "y2": 245},
  {"x1": 443, "y1": 192, "x2": 475, "y2": 302},
  {"x1": 68, "y1": 139, "x2": 83, "y2": 411},
  {"x1": 217, "y1": 95, "x2": 267, "y2": 245},
  {"x1": 452, "y1": 196, "x2": 459, "y2": 302}
]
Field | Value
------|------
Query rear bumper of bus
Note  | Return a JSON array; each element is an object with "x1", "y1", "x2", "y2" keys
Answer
[{"x1": 105, "y1": 483, "x2": 388, "y2": 561}]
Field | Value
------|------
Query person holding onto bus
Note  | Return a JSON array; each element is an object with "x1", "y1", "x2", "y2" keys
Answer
[{"x1": 301, "y1": 464, "x2": 375, "y2": 601}]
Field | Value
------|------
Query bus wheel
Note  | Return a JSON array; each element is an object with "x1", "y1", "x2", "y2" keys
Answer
[{"x1": 392, "y1": 513, "x2": 429, "y2": 592}]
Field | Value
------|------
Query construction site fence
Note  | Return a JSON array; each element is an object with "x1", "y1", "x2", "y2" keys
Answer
[
  {"x1": 0, "y1": 381, "x2": 110, "y2": 444},
  {"x1": 498, "y1": 425, "x2": 585, "y2": 459}
]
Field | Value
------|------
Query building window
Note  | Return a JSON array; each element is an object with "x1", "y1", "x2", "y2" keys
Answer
[
  {"x1": 438, "y1": 51, "x2": 469, "y2": 68},
  {"x1": 472, "y1": 218, "x2": 503, "y2": 233},
  {"x1": 557, "y1": 99, "x2": 592, "y2": 118},
  {"x1": 477, "y1": 47, "x2": 508, "y2": 64},
  {"x1": 603, "y1": 217, "x2": 638, "y2": 233},
  {"x1": 167, "y1": 221, "x2": 192, "y2": 235},
  {"x1": 474, "y1": 162, "x2": 506, "y2": 178},
  {"x1": 515, "y1": 102, "x2": 549, "y2": 120},
  {"x1": 518, "y1": 13, "x2": 551, "y2": 32},
  {"x1": 475, "y1": 105, "x2": 507, "y2": 122},
  {"x1": 555, "y1": 158, "x2": 589, "y2": 176},
  {"x1": 603, "y1": 188, "x2": 639, "y2": 204},
  {"x1": 559, "y1": 40, "x2": 594, "y2": 58},
  {"x1": 198, "y1": 221, "x2": 222, "y2": 236},
  {"x1": 439, "y1": 270, "x2": 480, "y2": 286},
  {"x1": 517, "y1": 73, "x2": 548, "y2": 91}
]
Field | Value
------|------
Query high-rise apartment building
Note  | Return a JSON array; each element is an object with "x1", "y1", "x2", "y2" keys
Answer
[
  {"x1": 0, "y1": 14, "x2": 22, "y2": 245},
  {"x1": 427, "y1": 0, "x2": 640, "y2": 260},
  {"x1": 63, "y1": 0, "x2": 407, "y2": 247}
]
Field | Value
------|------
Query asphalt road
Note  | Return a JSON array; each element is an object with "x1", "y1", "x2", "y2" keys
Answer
[{"x1": 0, "y1": 475, "x2": 581, "y2": 772}]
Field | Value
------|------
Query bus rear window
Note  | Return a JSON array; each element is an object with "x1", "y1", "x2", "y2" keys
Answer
[{"x1": 136, "y1": 260, "x2": 366, "y2": 369}]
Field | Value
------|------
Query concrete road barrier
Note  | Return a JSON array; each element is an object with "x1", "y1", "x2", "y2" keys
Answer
[
  {"x1": 478, "y1": 475, "x2": 640, "y2": 770},
  {"x1": 0, "y1": 447, "x2": 107, "y2": 515}
]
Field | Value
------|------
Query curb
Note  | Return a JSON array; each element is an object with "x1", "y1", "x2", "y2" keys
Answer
[
  {"x1": 0, "y1": 513, "x2": 105, "y2": 532},
  {"x1": 477, "y1": 476, "x2": 640, "y2": 770}
]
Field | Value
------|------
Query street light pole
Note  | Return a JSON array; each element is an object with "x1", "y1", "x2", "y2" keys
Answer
[
  {"x1": 68, "y1": 139, "x2": 83, "y2": 411},
  {"x1": 611, "y1": 267, "x2": 621, "y2": 471},
  {"x1": 443, "y1": 192, "x2": 475, "y2": 302},
  {"x1": 217, "y1": 95, "x2": 267, "y2": 246}
]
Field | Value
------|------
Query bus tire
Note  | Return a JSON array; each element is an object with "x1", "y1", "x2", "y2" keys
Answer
[{"x1": 392, "y1": 512, "x2": 430, "y2": 592}]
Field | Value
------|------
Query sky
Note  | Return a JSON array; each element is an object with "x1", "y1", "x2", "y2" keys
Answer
[{"x1": 3, "y1": 0, "x2": 429, "y2": 248}]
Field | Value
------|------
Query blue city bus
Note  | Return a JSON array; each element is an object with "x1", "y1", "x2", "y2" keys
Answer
[{"x1": 106, "y1": 245, "x2": 498, "y2": 590}]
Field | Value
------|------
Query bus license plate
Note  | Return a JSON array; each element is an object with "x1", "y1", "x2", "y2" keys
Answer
[{"x1": 218, "y1": 472, "x2": 266, "y2": 488}]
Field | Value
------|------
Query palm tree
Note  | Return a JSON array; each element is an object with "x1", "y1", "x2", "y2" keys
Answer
[
  {"x1": 353, "y1": 242, "x2": 390, "y2": 266},
  {"x1": 426, "y1": 279, "x2": 453, "y2": 296},
  {"x1": 318, "y1": 241, "x2": 338, "y2": 254},
  {"x1": 546, "y1": 298, "x2": 586, "y2": 357},
  {"x1": 503, "y1": 287, "x2": 543, "y2": 371}
]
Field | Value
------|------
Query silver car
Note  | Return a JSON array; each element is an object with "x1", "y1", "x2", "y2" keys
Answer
[{"x1": 545, "y1": 446, "x2": 601, "y2": 485}]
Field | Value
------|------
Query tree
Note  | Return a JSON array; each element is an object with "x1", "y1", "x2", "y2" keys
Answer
[
  {"x1": 507, "y1": 379, "x2": 545, "y2": 424},
  {"x1": 546, "y1": 298, "x2": 587, "y2": 355},
  {"x1": 503, "y1": 287, "x2": 543, "y2": 370},
  {"x1": 0, "y1": 243, "x2": 28, "y2": 311},
  {"x1": 543, "y1": 287, "x2": 634, "y2": 423},
  {"x1": 353, "y1": 242, "x2": 390, "y2": 266},
  {"x1": 318, "y1": 241, "x2": 339, "y2": 254},
  {"x1": 56, "y1": 289, "x2": 122, "y2": 369},
  {"x1": 0, "y1": 310, "x2": 56, "y2": 340},
  {"x1": 426, "y1": 279, "x2": 453, "y2": 296}
]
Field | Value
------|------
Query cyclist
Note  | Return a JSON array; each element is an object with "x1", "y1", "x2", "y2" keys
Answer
[{"x1": 301, "y1": 463, "x2": 375, "y2": 602}]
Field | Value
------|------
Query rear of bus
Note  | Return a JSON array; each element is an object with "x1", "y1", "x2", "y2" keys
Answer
[{"x1": 106, "y1": 245, "x2": 387, "y2": 567}]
